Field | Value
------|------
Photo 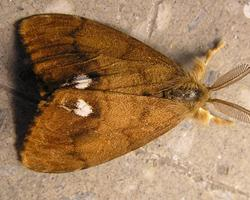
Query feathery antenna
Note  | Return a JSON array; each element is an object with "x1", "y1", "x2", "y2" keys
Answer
[
  {"x1": 209, "y1": 99, "x2": 250, "y2": 123},
  {"x1": 209, "y1": 64, "x2": 250, "y2": 91}
]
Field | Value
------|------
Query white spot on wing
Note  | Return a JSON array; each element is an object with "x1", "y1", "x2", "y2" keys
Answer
[
  {"x1": 73, "y1": 99, "x2": 93, "y2": 117},
  {"x1": 73, "y1": 75, "x2": 92, "y2": 89}
]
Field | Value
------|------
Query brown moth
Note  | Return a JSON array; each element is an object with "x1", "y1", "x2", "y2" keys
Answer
[{"x1": 17, "y1": 14, "x2": 250, "y2": 173}]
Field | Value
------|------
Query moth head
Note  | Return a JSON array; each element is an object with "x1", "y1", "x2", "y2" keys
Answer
[
  {"x1": 198, "y1": 64, "x2": 250, "y2": 124},
  {"x1": 159, "y1": 76, "x2": 209, "y2": 109},
  {"x1": 160, "y1": 64, "x2": 250, "y2": 124}
]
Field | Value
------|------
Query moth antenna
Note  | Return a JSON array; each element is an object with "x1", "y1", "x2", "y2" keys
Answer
[
  {"x1": 208, "y1": 98, "x2": 250, "y2": 123},
  {"x1": 209, "y1": 64, "x2": 250, "y2": 91}
]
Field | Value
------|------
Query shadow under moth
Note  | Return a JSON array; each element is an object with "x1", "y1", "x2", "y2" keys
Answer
[{"x1": 17, "y1": 14, "x2": 250, "y2": 173}]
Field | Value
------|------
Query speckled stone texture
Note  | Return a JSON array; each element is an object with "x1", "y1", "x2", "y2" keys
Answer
[{"x1": 1, "y1": 0, "x2": 250, "y2": 199}]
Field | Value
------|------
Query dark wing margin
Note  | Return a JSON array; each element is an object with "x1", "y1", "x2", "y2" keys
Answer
[{"x1": 21, "y1": 89, "x2": 188, "y2": 173}]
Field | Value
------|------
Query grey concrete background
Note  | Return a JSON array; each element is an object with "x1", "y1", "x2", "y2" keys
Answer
[{"x1": 1, "y1": 0, "x2": 250, "y2": 199}]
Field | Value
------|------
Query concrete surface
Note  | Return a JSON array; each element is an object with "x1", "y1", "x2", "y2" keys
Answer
[{"x1": 1, "y1": 0, "x2": 250, "y2": 200}]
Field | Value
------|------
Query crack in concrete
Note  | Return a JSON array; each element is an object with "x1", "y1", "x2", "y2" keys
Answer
[
  {"x1": 147, "y1": 0, "x2": 164, "y2": 39},
  {"x1": 156, "y1": 155, "x2": 250, "y2": 198},
  {"x1": 0, "y1": 109, "x2": 7, "y2": 132},
  {"x1": 188, "y1": 9, "x2": 206, "y2": 32}
]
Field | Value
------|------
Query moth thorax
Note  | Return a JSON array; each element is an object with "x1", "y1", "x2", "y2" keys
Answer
[{"x1": 163, "y1": 87, "x2": 202, "y2": 102}]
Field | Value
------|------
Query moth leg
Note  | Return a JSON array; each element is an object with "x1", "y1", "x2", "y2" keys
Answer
[
  {"x1": 211, "y1": 115, "x2": 233, "y2": 125},
  {"x1": 204, "y1": 40, "x2": 225, "y2": 65},
  {"x1": 193, "y1": 107, "x2": 233, "y2": 125},
  {"x1": 191, "y1": 41, "x2": 225, "y2": 81}
]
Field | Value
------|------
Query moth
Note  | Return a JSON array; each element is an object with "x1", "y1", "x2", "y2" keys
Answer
[{"x1": 17, "y1": 14, "x2": 250, "y2": 173}]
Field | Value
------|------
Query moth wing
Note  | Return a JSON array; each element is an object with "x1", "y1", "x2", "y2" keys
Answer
[
  {"x1": 18, "y1": 14, "x2": 188, "y2": 173},
  {"x1": 22, "y1": 89, "x2": 188, "y2": 172},
  {"x1": 17, "y1": 14, "x2": 184, "y2": 95}
]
